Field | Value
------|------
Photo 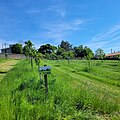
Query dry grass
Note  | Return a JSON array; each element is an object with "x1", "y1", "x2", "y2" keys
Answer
[{"x1": 0, "y1": 59, "x2": 19, "y2": 81}]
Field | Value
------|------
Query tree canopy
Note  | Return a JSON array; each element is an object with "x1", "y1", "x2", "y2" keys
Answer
[
  {"x1": 95, "y1": 48, "x2": 105, "y2": 59},
  {"x1": 10, "y1": 40, "x2": 107, "y2": 60},
  {"x1": 11, "y1": 43, "x2": 22, "y2": 54},
  {"x1": 60, "y1": 40, "x2": 72, "y2": 51},
  {"x1": 23, "y1": 40, "x2": 34, "y2": 57},
  {"x1": 38, "y1": 44, "x2": 57, "y2": 55}
]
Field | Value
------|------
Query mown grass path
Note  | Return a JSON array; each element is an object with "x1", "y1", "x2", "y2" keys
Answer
[
  {"x1": 46, "y1": 60, "x2": 120, "y2": 108},
  {"x1": 0, "y1": 59, "x2": 19, "y2": 81},
  {"x1": 54, "y1": 66, "x2": 120, "y2": 102}
]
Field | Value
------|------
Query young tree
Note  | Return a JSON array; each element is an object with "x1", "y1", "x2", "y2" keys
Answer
[
  {"x1": 84, "y1": 46, "x2": 94, "y2": 72},
  {"x1": 61, "y1": 51, "x2": 74, "y2": 64},
  {"x1": 23, "y1": 46, "x2": 29, "y2": 57},
  {"x1": 23, "y1": 40, "x2": 33, "y2": 57},
  {"x1": 35, "y1": 52, "x2": 43, "y2": 69},
  {"x1": 29, "y1": 48, "x2": 37, "y2": 68},
  {"x1": 23, "y1": 40, "x2": 34, "y2": 67}
]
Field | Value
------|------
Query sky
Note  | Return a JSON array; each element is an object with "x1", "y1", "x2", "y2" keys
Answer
[{"x1": 0, "y1": 0, "x2": 120, "y2": 53}]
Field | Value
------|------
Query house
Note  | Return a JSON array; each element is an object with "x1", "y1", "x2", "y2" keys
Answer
[
  {"x1": 106, "y1": 51, "x2": 120, "y2": 58},
  {"x1": 1, "y1": 44, "x2": 15, "y2": 53}
]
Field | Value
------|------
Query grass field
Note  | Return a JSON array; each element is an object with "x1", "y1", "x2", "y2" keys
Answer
[
  {"x1": 0, "y1": 59, "x2": 120, "y2": 120},
  {"x1": 0, "y1": 58, "x2": 19, "y2": 81}
]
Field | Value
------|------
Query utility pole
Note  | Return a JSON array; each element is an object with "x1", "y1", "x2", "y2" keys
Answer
[
  {"x1": 4, "y1": 43, "x2": 7, "y2": 58},
  {"x1": 2, "y1": 44, "x2": 4, "y2": 49},
  {"x1": 4, "y1": 43, "x2": 6, "y2": 49},
  {"x1": 111, "y1": 49, "x2": 112, "y2": 53}
]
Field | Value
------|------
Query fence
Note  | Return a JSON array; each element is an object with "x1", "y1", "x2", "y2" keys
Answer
[{"x1": 0, "y1": 53, "x2": 26, "y2": 59}]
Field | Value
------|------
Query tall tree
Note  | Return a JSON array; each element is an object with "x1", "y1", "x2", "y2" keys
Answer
[
  {"x1": 11, "y1": 43, "x2": 23, "y2": 54},
  {"x1": 60, "y1": 40, "x2": 72, "y2": 51},
  {"x1": 73, "y1": 45, "x2": 84, "y2": 58},
  {"x1": 83, "y1": 46, "x2": 94, "y2": 59},
  {"x1": 38, "y1": 44, "x2": 57, "y2": 55},
  {"x1": 95, "y1": 48, "x2": 105, "y2": 60}
]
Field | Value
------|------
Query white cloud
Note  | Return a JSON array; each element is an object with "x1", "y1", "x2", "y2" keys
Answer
[
  {"x1": 0, "y1": 39, "x2": 5, "y2": 53},
  {"x1": 92, "y1": 25, "x2": 120, "y2": 42},
  {"x1": 39, "y1": 19, "x2": 84, "y2": 44},
  {"x1": 46, "y1": 0, "x2": 66, "y2": 18},
  {"x1": 86, "y1": 24, "x2": 120, "y2": 53},
  {"x1": 47, "y1": 5, "x2": 66, "y2": 17}
]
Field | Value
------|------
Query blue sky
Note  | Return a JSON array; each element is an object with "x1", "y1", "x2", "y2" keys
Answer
[{"x1": 0, "y1": 0, "x2": 120, "y2": 53}]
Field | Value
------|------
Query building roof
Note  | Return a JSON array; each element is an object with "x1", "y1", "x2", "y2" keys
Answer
[
  {"x1": 106, "y1": 52, "x2": 120, "y2": 57},
  {"x1": 1, "y1": 48, "x2": 11, "y2": 50}
]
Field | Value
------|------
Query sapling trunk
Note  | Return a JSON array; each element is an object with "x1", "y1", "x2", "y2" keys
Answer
[
  {"x1": 40, "y1": 73, "x2": 43, "y2": 84},
  {"x1": 88, "y1": 60, "x2": 91, "y2": 69},
  {"x1": 31, "y1": 58, "x2": 33, "y2": 68},
  {"x1": 38, "y1": 61, "x2": 40, "y2": 70},
  {"x1": 44, "y1": 74, "x2": 48, "y2": 94},
  {"x1": 68, "y1": 59, "x2": 70, "y2": 65}
]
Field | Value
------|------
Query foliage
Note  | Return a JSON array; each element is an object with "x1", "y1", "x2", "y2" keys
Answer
[
  {"x1": 38, "y1": 44, "x2": 57, "y2": 55},
  {"x1": 23, "y1": 40, "x2": 34, "y2": 57},
  {"x1": 11, "y1": 43, "x2": 23, "y2": 54},
  {"x1": 34, "y1": 52, "x2": 42, "y2": 67},
  {"x1": 74, "y1": 45, "x2": 84, "y2": 58},
  {"x1": 50, "y1": 52, "x2": 57, "y2": 60},
  {"x1": 61, "y1": 51, "x2": 74, "y2": 59},
  {"x1": 23, "y1": 40, "x2": 36, "y2": 68},
  {"x1": 84, "y1": 46, "x2": 94, "y2": 60},
  {"x1": 56, "y1": 47, "x2": 65, "y2": 56},
  {"x1": 23, "y1": 45, "x2": 29, "y2": 57},
  {"x1": 95, "y1": 48, "x2": 105, "y2": 60},
  {"x1": 59, "y1": 40, "x2": 72, "y2": 51}
]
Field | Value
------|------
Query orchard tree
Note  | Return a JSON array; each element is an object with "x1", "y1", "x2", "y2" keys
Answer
[
  {"x1": 29, "y1": 48, "x2": 37, "y2": 68},
  {"x1": 23, "y1": 40, "x2": 34, "y2": 67},
  {"x1": 35, "y1": 52, "x2": 43, "y2": 69},
  {"x1": 23, "y1": 40, "x2": 34, "y2": 57},
  {"x1": 23, "y1": 46, "x2": 29, "y2": 57},
  {"x1": 84, "y1": 46, "x2": 94, "y2": 71},
  {"x1": 61, "y1": 51, "x2": 74, "y2": 64}
]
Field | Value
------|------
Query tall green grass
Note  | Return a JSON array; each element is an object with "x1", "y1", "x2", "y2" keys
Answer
[{"x1": 0, "y1": 60, "x2": 120, "y2": 120}]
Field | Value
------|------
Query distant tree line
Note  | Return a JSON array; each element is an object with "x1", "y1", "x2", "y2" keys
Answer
[{"x1": 11, "y1": 40, "x2": 106, "y2": 60}]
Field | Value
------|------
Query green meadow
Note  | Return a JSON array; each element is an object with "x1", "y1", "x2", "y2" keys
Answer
[{"x1": 0, "y1": 59, "x2": 120, "y2": 120}]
